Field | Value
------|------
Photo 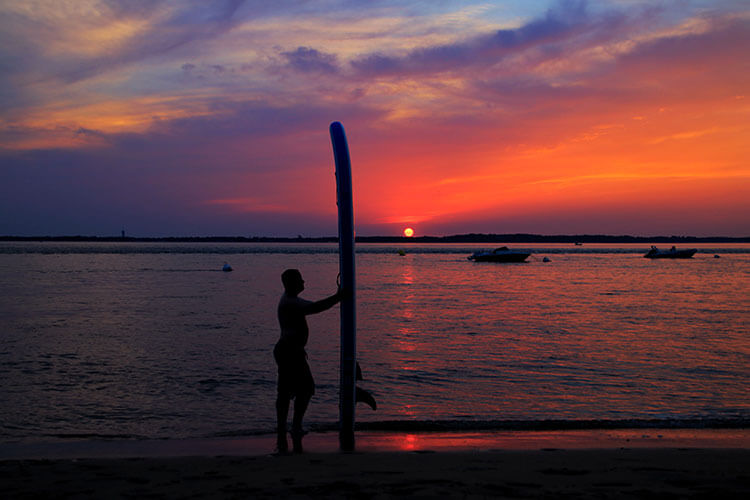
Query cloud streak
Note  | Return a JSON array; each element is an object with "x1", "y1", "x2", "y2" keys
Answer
[
  {"x1": 282, "y1": 47, "x2": 340, "y2": 74},
  {"x1": 349, "y1": 0, "x2": 632, "y2": 77}
]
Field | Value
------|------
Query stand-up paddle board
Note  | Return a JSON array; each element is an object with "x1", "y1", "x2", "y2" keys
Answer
[{"x1": 330, "y1": 121, "x2": 356, "y2": 451}]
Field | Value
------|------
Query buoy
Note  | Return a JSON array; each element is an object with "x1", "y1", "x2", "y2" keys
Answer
[
  {"x1": 714, "y1": 254, "x2": 720, "y2": 259},
  {"x1": 543, "y1": 257, "x2": 551, "y2": 262},
  {"x1": 222, "y1": 263, "x2": 233, "y2": 272},
  {"x1": 398, "y1": 249, "x2": 406, "y2": 256}
]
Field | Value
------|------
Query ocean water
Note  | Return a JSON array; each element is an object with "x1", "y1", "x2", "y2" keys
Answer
[{"x1": 0, "y1": 242, "x2": 748, "y2": 443}]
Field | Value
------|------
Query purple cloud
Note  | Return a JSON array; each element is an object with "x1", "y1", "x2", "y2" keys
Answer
[
  {"x1": 282, "y1": 47, "x2": 339, "y2": 74},
  {"x1": 349, "y1": 0, "x2": 648, "y2": 78}
]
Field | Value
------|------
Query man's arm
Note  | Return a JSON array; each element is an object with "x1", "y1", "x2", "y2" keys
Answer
[{"x1": 301, "y1": 290, "x2": 342, "y2": 315}]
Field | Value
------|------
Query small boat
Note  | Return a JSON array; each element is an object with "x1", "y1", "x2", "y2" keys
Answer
[
  {"x1": 468, "y1": 247, "x2": 530, "y2": 262},
  {"x1": 643, "y1": 246, "x2": 697, "y2": 259}
]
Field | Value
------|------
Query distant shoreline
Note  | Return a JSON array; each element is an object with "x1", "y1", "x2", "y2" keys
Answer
[{"x1": 1, "y1": 233, "x2": 749, "y2": 243}]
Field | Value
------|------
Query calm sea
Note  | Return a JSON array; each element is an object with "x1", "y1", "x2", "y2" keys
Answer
[{"x1": 1, "y1": 242, "x2": 748, "y2": 444}]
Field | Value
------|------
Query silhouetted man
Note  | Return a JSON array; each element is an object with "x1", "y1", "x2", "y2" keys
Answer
[{"x1": 275, "y1": 268, "x2": 341, "y2": 452}]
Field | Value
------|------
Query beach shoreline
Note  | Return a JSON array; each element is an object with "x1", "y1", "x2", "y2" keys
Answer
[
  {"x1": 2, "y1": 428, "x2": 749, "y2": 461},
  {"x1": 2, "y1": 441, "x2": 748, "y2": 499},
  {"x1": 3, "y1": 429, "x2": 749, "y2": 498}
]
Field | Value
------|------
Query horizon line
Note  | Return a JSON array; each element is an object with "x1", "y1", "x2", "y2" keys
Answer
[{"x1": 2, "y1": 233, "x2": 749, "y2": 243}]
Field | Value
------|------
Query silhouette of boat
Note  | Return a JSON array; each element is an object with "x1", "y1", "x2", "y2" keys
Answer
[
  {"x1": 644, "y1": 246, "x2": 697, "y2": 259},
  {"x1": 468, "y1": 247, "x2": 530, "y2": 262}
]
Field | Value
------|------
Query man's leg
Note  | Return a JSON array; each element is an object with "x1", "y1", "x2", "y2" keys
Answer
[
  {"x1": 291, "y1": 358, "x2": 314, "y2": 435},
  {"x1": 291, "y1": 392, "x2": 310, "y2": 432},
  {"x1": 291, "y1": 391, "x2": 311, "y2": 453},
  {"x1": 276, "y1": 394, "x2": 290, "y2": 452},
  {"x1": 274, "y1": 343, "x2": 291, "y2": 452}
]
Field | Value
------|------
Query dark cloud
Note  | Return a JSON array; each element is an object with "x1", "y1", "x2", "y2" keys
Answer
[
  {"x1": 346, "y1": 1, "x2": 749, "y2": 125},
  {"x1": 74, "y1": 127, "x2": 108, "y2": 139},
  {"x1": 616, "y1": 15, "x2": 750, "y2": 74},
  {"x1": 281, "y1": 47, "x2": 339, "y2": 74},
  {"x1": 145, "y1": 98, "x2": 382, "y2": 146},
  {"x1": 350, "y1": 0, "x2": 648, "y2": 78},
  {"x1": 488, "y1": 0, "x2": 589, "y2": 48},
  {"x1": 469, "y1": 14, "x2": 750, "y2": 112}
]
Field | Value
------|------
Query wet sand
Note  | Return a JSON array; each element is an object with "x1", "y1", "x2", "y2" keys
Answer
[{"x1": 2, "y1": 430, "x2": 749, "y2": 498}]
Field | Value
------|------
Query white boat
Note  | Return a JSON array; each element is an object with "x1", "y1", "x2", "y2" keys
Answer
[
  {"x1": 644, "y1": 246, "x2": 697, "y2": 259},
  {"x1": 468, "y1": 247, "x2": 530, "y2": 263}
]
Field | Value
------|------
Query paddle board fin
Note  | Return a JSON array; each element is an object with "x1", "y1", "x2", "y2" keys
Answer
[
  {"x1": 355, "y1": 361, "x2": 375, "y2": 409},
  {"x1": 355, "y1": 387, "x2": 377, "y2": 411}
]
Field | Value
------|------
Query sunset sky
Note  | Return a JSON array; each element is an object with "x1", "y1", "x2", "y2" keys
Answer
[{"x1": 1, "y1": 0, "x2": 748, "y2": 237}]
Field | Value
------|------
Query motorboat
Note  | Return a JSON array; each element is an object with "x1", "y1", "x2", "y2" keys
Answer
[
  {"x1": 468, "y1": 246, "x2": 530, "y2": 262},
  {"x1": 643, "y1": 246, "x2": 697, "y2": 259}
]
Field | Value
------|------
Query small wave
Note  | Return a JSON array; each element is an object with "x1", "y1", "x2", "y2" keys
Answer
[
  {"x1": 210, "y1": 429, "x2": 280, "y2": 438},
  {"x1": 353, "y1": 418, "x2": 750, "y2": 432},
  {"x1": 206, "y1": 418, "x2": 749, "y2": 438},
  {"x1": 43, "y1": 432, "x2": 149, "y2": 440}
]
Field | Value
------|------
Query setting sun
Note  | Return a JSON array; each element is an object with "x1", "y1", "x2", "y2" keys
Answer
[{"x1": 403, "y1": 227, "x2": 415, "y2": 237}]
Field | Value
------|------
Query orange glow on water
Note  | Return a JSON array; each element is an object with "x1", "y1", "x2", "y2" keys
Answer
[
  {"x1": 353, "y1": 430, "x2": 750, "y2": 452},
  {"x1": 402, "y1": 434, "x2": 417, "y2": 451},
  {"x1": 355, "y1": 245, "x2": 749, "y2": 423}
]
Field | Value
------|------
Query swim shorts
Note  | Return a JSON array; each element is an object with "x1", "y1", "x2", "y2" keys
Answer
[{"x1": 273, "y1": 341, "x2": 315, "y2": 398}]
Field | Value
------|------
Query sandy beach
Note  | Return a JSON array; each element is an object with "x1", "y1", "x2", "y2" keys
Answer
[
  {"x1": 2, "y1": 430, "x2": 749, "y2": 498},
  {"x1": 3, "y1": 448, "x2": 749, "y2": 499}
]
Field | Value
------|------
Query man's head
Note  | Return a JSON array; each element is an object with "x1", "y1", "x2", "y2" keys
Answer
[{"x1": 281, "y1": 268, "x2": 304, "y2": 295}]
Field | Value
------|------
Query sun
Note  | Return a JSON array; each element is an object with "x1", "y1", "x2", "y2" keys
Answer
[{"x1": 403, "y1": 227, "x2": 414, "y2": 237}]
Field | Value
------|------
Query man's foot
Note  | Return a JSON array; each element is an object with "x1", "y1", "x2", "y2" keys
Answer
[
  {"x1": 290, "y1": 428, "x2": 307, "y2": 453},
  {"x1": 276, "y1": 432, "x2": 289, "y2": 453}
]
